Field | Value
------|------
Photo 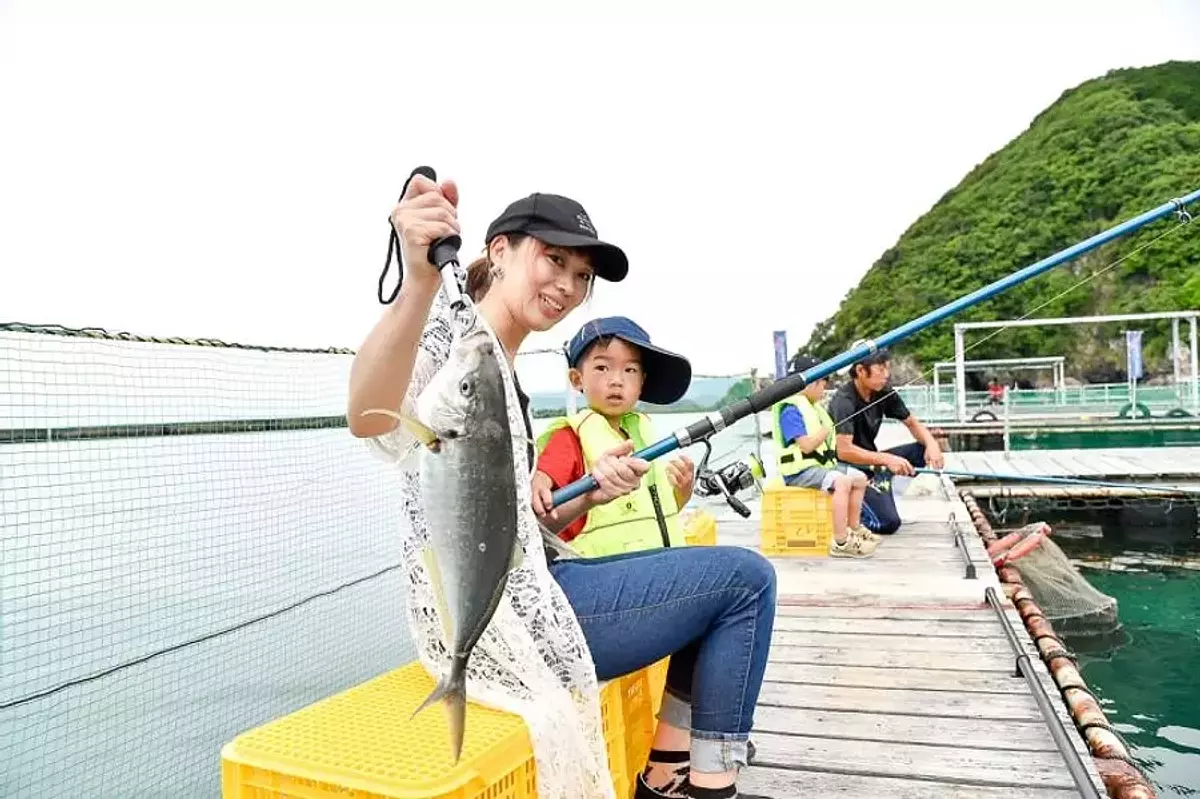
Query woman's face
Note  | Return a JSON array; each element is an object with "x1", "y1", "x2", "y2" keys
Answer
[{"x1": 492, "y1": 235, "x2": 594, "y2": 332}]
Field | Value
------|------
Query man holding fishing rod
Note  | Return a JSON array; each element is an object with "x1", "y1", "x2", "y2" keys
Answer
[{"x1": 830, "y1": 348, "x2": 944, "y2": 535}]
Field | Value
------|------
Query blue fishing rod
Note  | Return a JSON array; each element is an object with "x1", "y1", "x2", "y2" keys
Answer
[
  {"x1": 915, "y1": 467, "x2": 1200, "y2": 496},
  {"x1": 550, "y1": 188, "x2": 1200, "y2": 508}
]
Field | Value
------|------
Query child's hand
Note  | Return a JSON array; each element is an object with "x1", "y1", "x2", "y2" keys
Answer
[
  {"x1": 666, "y1": 454, "x2": 695, "y2": 505},
  {"x1": 589, "y1": 440, "x2": 650, "y2": 504},
  {"x1": 531, "y1": 470, "x2": 557, "y2": 520}
]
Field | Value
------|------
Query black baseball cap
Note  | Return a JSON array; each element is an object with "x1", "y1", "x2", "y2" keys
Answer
[
  {"x1": 788, "y1": 354, "x2": 825, "y2": 376},
  {"x1": 485, "y1": 193, "x2": 629, "y2": 282},
  {"x1": 565, "y1": 316, "x2": 692, "y2": 405}
]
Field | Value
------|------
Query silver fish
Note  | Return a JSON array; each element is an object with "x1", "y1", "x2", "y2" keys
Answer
[{"x1": 362, "y1": 327, "x2": 523, "y2": 763}]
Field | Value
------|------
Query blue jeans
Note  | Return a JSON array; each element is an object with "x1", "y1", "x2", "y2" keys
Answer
[
  {"x1": 550, "y1": 545, "x2": 776, "y2": 772},
  {"x1": 843, "y1": 441, "x2": 926, "y2": 534}
]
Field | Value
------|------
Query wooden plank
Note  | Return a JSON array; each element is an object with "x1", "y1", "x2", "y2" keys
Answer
[
  {"x1": 769, "y1": 645, "x2": 1018, "y2": 673},
  {"x1": 772, "y1": 631, "x2": 1014, "y2": 654},
  {"x1": 756, "y1": 682, "x2": 1041, "y2": 721},
  {"x1": 763, "y1": 662, "x2": 1033, "y2": 694},
  {"x1": 775, "y1": 605, "x2": 990, "y2": 620},
  {"x1": 752, "y1": 705, "x2": 1059, "y2": 752},
  {"x1": 775, "y1": 617, "x2": 1003, "y2": 639},
  {"x1": 748, "y1": 732, "x2": 1078, "y2": 790},
  {"x1": 739, "y1": 766, "x2": 1083, "y2": 799}
]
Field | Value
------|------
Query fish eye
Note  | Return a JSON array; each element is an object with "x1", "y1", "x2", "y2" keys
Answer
[{"x1": 459, "y1": 378, "x2": 473, "y2": 396}]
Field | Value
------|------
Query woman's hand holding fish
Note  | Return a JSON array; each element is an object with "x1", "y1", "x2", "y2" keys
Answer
[
  {"x1": 589, "y1": 440, "x2": 650, "y2": 503},
  {"x1": 391, "y1": 173, "x2": 461, "y2": 281}
]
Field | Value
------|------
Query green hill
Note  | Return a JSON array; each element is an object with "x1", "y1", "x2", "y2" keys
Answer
[{"x1": 798, "y1": 61, "x2": 1200, "y2": 385}]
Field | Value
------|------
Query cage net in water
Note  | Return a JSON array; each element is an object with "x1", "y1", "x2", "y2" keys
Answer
[
  {"x1": 1012, "y1": 535, "x2": 1120, "y2": 637},
  {"x1": 0, "y1": 322, "x2": 416, "y2": 798}
]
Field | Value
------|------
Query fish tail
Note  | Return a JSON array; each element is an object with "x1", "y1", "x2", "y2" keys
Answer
[{"x1": 410, "y1": 656, "x2": 469, "y2": 763}]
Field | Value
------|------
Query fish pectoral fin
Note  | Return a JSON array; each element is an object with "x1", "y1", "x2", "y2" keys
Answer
[
  {"x1": 509, "y1": 538, "x2": 524, "y2": 571},
  {"x1": 360, "y1": 407, "x2": 441, "y2": 451},
  {"x1": 421, "y1": 546, "x2": 455, "y2": 648}
]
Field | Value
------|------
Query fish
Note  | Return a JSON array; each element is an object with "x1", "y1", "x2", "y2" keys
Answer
[{"x1": 361, "y1": 327, "x2": 524, "y2": 763}]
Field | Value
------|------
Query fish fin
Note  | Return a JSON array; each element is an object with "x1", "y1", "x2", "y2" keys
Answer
[
  {"x1": 410, "y1": 656, "x2": 468, "y2": 763},
  {"x1": 360, "y1": 407, "x2": 441, "y2": 451},
  {"x1": 509, "y1": 538, "x2": 525, "y2": 571},
  {"x1": 422, "y1": 546, "x2": 455, "y2": 648}
]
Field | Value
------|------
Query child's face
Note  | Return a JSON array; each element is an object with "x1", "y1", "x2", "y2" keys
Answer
[
  {"x1": 803, "y1": 377, "x2": 828, "y2": 401},
  {"x1": 570, "y1": 338, "x2": 645, "y2": 417}
]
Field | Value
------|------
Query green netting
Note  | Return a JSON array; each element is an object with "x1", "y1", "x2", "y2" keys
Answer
[{"x1": 0, "y1": 322, "x2": 416, "y2": 798}]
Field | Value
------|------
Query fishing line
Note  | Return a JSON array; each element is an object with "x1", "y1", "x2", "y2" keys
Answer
[
  {"x1": 547, "y1": 187, "x2": 1200, "y2": 507},
  {"x1": 827, "y1": 214, "x2": 1195, "y2": 436},
  {"x1": 915, "y1": 467, "x2": 1200, "y2": 497}
]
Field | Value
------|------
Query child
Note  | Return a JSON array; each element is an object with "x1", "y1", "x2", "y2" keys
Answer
[
  {"x1": 771, "y1": 354, "x2": 879, "y2": 558},
  {"x1": 531, "y1": 316, "x2": 696, "y2": 556}
]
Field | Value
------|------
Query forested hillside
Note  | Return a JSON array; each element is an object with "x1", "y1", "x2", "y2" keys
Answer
[{"x1": 799, "y1": 61, "x2": 1200, "y2": 385}]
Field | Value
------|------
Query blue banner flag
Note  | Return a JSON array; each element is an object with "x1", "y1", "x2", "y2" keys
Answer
[
  {"x1": 773, "y1": 331, "x2": 788, "y2": 380},
  {"x1": 1126, "y1": 329, "x2": 1143, "y2": 381}
]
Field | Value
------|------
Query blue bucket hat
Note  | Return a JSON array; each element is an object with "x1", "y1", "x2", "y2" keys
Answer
[{"x1": 565, "y1": 316, "x2": 692, "y2": 405}]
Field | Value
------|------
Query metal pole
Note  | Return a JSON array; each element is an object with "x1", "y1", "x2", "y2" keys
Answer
[
  {"x1": 955, "y1": 326, "x2": 967, "y2": 423},
  {"x1": 984, "y1": 587, "x2": 1106, "y2": 799},
  {"x1": 549, "y1": 188, "x2": 1200, "y2": 507},
  {"x1": 1003, "y1": 386, "x2": 1011, "y2": 454},
  {"x1": 1173, "y1": 318, "x2": 1182, "y2": 404},
  {"x1": 933, "y1": 365, "x2": 941, "y2": 409},
  {"x1": 1191, "y1": 317, "x2": 1199, "y2": 412}
]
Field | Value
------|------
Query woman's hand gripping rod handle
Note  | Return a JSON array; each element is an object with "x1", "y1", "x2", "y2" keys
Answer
[
  {"x1": 378, "y1": 165, "x2": 470, "y2": 320},
  {"x1": 547, "y1": 185, "x2": 1200, "y2": 510}
]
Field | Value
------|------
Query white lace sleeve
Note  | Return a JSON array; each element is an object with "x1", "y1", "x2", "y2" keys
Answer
[
  {"x1": 365, "y1": 272, "x2": 614, "y2": 799},
  {"x1": 362, "y1": 288, "x2": 456, "y2": 466}
]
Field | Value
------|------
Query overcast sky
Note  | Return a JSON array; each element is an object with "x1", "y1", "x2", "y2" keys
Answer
[{"x1": 3, "y1": 0, "x2": 1198, "y2": 393}]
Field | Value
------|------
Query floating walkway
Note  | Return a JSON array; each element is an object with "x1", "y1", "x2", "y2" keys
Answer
[
  {"x1": 717, "y1": 479, "x2": 1109, "y2": 798},
  {"x1": 944, "y1": 446, "x2": 1200, "y2": 496}
]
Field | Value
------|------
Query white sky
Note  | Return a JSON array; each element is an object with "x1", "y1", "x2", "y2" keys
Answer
[{"x1": 3, "y1": 0, "x2": 1198, "y2": 394}]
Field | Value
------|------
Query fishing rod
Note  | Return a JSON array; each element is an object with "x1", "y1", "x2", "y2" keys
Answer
[
  {"x1": 915, "y1": 467, "x2": 1200, "y2": 497},
  {"x1": 549, "y1": 188, "x2": 1200, "y2": 508}
]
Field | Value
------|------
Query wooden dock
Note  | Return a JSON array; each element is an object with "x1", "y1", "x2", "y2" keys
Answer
[
  {"x1": 713, "y1": 478, "x2": 1107, "y2": 798},
  {"x1": 945, "y1": 445, "x2": 1200, "y2": 483}
]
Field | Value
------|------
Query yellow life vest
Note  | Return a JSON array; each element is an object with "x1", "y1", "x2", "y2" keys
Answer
[
  {"x1": 536, "y1": 409, "x2": 687, "y2": 557},
  {"x1": 770, "y1": 393, "x2": 838, "y2": 477}
]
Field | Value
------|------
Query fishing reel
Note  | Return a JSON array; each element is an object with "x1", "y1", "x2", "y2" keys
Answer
[{"x1": 693, "y1": 440, "x2": 765, "y2": 518}]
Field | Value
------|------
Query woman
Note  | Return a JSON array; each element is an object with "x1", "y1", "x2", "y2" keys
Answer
[{"x1": 348, "y1": 173, "x2": 775, "y2": 799}]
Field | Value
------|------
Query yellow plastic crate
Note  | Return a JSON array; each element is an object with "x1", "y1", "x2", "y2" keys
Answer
[
  {"x1": 681, "y1": 510, "x2": 717, "y2": 547},
  {"x1": 760, "y1": 478, "x2": 834, "y2": 556},
  {"x1": 221, "y1": 660, "x2": 660, "y2": 799}
]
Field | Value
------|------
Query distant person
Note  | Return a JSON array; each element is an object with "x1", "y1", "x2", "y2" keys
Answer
[
  {"x1": 829, "y1": 349, "x2": 944, "y2": 535},
  {"x1": 770, "y1": 354, "x2": 878, "y2": 558},
  {"x1": 532, "y1": 316, "x2": 696, "y2": 555},
  {"x1": 987, "y1": 377, "x2": 1004, "y2": 405}
]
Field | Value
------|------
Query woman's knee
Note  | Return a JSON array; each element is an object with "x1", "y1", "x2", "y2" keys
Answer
[{"x1": 721, "y1": 546, "x2": 777, "y2": 600}]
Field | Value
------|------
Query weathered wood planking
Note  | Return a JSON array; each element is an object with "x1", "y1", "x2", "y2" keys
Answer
[
  {"x1": 752, "y1": 705, "x2": 1060, "y2": 751},
  {"x1": 775, "y1": 616, "x2": 1003, "y2": 638},
  {"x1": 769, "y1": 645, "x2": 1022, "y2": 673},
  {"x1": 772, "y1": 631, "x2": 1014, "y2": 654},
  {"x1": 945, "y1": 445, "x2": 1200, "y2": 481},
  {"x1": 748, "y1": 732, "x2": 1079, "y2": 790},
  {"x1": 763, "y1": 663, "x2": 1032, "y2": 694},
  {"x1": 755, "y1": 682, "x2": 1042, "y2": 722},
  {"x1": 724, "y1": 484, "x2": 1105, "y2": 796},
  {"x1": 739, "y1": 766, "x2": 1083, "y2": 798}
]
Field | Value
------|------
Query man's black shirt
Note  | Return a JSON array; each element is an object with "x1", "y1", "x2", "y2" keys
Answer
[{"x1": 828, "y1": 381, "x2": 911, "y2": 452}]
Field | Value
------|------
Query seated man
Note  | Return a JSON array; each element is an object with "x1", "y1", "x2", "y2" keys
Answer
[{"x1": 828, "y1": 348, "x2": 944, "y2": 535}]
